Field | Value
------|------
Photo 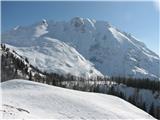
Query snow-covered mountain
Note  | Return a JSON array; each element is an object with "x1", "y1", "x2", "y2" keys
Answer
[
  {"x1": 4, "y1": 37, "x2": 102, "y2": 78},
  {"x1": 1, "y1": 79, "x2": 155, "y2": 119},
  {"x1": 2, "y1": 17, "x2": 159, "y2": 79}
]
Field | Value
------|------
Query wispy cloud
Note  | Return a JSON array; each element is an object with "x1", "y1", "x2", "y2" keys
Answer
[{"x1": 154, "y1": 0, "x2": 160, "y2": 12}]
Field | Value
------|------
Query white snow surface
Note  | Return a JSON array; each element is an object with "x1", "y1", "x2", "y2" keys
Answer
[
  {"x1": 2, "y1": 17, "x2": 160, "y2": 79},
  {"x1": 1, "y1": 79, "x2": 155, "y2": 119},
  {"x1": 5, "y1": 37, "x2": 102, "y2": 78}
]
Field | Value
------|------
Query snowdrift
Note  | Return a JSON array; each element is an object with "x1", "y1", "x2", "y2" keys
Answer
[{"x1": 1, "y1": 79, "x2": 154, "y2": 119}]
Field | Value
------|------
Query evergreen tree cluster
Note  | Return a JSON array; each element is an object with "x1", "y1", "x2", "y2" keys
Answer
[
  {"x1": 1, "y1": 44, "x2": 29, "y2": 81},
  {"x1": 111, "y1": 77, "x2": 160, "y2": 92},
  {"x1": 1, "y1": 44, "x2": 43, "y2": 81}
]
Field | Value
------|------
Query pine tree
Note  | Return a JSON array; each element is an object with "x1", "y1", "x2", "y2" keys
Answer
[
  {"x1": 149, "y1": 103, "x2": 155, "y2": 117},
  {"x1": 25, "y1": 57, "x2": 29, "y2": 63},
  {"x1": 155, "y1": 107, "x2": 160, "y2": 119},
  {"x1": 29, "y1": 71, "x2": 32, "y2": 80},
  {"x1": 142, "y1": 102, "x2": 146, "y2": 112}
]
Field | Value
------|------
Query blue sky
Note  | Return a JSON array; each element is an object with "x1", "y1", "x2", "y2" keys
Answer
[{"x1": 1, "y1": 1, "x2": 159, "y2": 55}]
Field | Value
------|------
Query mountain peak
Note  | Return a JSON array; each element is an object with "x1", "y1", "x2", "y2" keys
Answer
[
  {"x1": 2, "y1": 18, "x2": 159, "y2": 80},
  {"x1": 70, "y1": 17, "x2": 96, "y2": 31},
  {"x1": 70, "y1": 17, "x2": 84, "y2": 27},
  {"x1": 13, "y1": 25, "x2": 20, "y2": 31},
  {"x1": 34, "y1": 19, "x2": 48, "y2": 38},
  {"x1": 42, "y1": 19, "x2": 48, "y2": 26}
]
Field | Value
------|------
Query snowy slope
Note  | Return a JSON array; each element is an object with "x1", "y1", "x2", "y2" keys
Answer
[
  {"x1": 1, "y1": 79, "x2": 155, "y2": 119},
  {"x1": 5, "y1": 37, "x2": 102, "y2": 78},
  {"x1": 2, "y1": 17, "x2": 160, "y2": 79}
]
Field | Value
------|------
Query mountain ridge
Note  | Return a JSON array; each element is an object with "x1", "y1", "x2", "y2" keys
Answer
[
  {"x1": 2, "y1": 17, "x2": 159, "y2": 80},
  {"x1": 3, "y1": 36, "x2": 103, "y2": 78}
]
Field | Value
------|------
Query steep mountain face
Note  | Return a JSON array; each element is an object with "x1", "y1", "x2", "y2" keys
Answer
[
  {"x1": 3, "y1": 37, "x2": 102, "y2": 78},
  {"x1": 2, "y1": 17, "x2": 159, "y2": 79}
]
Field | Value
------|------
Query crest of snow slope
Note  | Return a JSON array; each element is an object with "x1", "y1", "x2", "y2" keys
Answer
[
  {"x1": 5, "y1": 36, "x2": 102, "y2": 78},
  {"x1": 0, "y1": 79, "x2": 155, "y2": 119},
  {"x1": 2, "y1": 17, "x2": 160, "y2": 79}
]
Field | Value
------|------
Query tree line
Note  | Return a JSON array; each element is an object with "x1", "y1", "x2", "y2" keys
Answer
[{"x1": 111, "y1": 77, "x2": 160, "y2": 92}]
